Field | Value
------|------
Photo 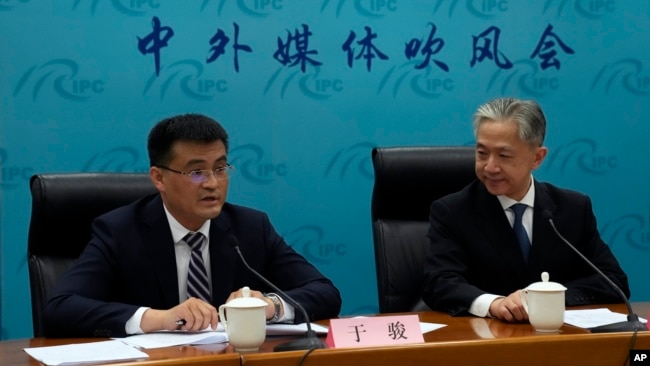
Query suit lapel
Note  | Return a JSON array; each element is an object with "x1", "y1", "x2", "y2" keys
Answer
[
  {"x1": 208, "y1": 208, "x2": 239, "y2": 306},
  {"x1": 474, "y1": 183, "x2": 528, "y2": 278},
  {"x1": 528, "y1": 182, "x2": 560, "y2": 276},
  {"x1": 140, "y1": 195, "x2": 182, "y2": 307}
]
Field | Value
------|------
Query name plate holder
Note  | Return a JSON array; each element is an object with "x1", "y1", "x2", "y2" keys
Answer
[{"x1": 325, "y1": 314, "x2": 424, "y2": 349}]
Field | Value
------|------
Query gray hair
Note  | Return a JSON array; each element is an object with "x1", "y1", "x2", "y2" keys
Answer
[{"x1": 472, "y1": 97, "x2": 546, "y2": 147}]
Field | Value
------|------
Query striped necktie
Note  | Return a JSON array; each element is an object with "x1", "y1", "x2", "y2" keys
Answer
[
  {"x1": 511, "y1": 203, "x2": 531, "y2": 263},
  {"x1": 184, "y1": 232, "x2": 211, "y2": 302}
]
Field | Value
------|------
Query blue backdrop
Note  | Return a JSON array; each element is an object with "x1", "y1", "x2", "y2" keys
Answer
[{"x1": 1, "y1": 0, "x2": 649, "y2": 340}]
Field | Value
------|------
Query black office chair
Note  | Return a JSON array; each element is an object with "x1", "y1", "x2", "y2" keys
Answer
[
  {"x1": 27, "y1": 173, "x2": 157, "y2": 337},
  {"x1": 371, "y1": 146, "x2": 476, "y2": 313}
]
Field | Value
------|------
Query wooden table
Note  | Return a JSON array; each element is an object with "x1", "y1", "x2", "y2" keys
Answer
[{"x1": 2, "y1": 303, "x2": 648, "y2": 366}]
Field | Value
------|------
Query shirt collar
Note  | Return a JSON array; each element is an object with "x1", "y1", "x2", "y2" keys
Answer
[
  {"x1": 162, "y1": 203, "x2": 211, "y2": 244},
  {"x1": 497, "y1": 176, "x2": 536, "y2": 210}
]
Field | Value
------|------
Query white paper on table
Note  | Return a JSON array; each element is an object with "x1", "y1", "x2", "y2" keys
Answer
[
  {"x1": 116, "y1": 320, "x2": 440, "y2": 349},
  {"x1": 115, "y1": 329, "x2": 228, "y2": 349},
  {"x1": 564, "y1": 308, "x2": 648, "y2": 329},
  {"x1": 24, "y1": 340, "x2": 149, "y2": 366},
  {"x1": 117, "y1": 322, "x2": 329, "y2": 348},
  {"x1": 420, "y1": 322, "x2": 447, "y2": 334}
]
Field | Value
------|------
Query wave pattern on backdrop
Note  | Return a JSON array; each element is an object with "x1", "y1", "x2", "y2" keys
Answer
[{"x1": 1, "y1": 0, "x2": 649, "y2": 340}]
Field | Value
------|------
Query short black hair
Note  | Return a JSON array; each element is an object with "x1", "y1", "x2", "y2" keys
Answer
[{"x1": 147, "y1": 113, "x2": 229, "y2": 167}]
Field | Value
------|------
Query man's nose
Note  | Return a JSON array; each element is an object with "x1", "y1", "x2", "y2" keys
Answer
[
  {"x1": 201, "y1": 172, "x2": 221, "y2": 187},
  {"x1": 484, "y1": 156, "x2": 500, "y2": 172}
]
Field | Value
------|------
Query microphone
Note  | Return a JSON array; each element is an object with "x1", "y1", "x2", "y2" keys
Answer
[
  {"x1": 542, "y1": 210, "x2": 647, "y2": 333},
  {"x1": 227, "y1": 235, "x2": 327, "y2": 352}
]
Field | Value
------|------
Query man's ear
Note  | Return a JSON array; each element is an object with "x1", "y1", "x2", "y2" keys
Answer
[
  {"x1": 532, "y1": 146, "x2": 548, "y2": 170},
  {"x1": 149, "y1": 166, "x2": 165, "y2": 192}
]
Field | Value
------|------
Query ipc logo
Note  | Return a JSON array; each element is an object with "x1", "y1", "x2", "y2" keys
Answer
[
  {"x1": 72, "y1": 0, "x2": 160, "y2": 16},
  {"x1": 575, "y1": 0, "x2": 615, "y2": 18},
  {"x1": 82, "y1": 147, "x2": 149, "y2": 172},
  {"x1": 299, "y1": 67, "x2": 343, "y2": 100},
  {"x1": 487, "y1": 59, "x2": 559, "y2": 97},
  {"x1": 433, "y1": 0, "x2": 507, "y2": 18},
  {"x1": 591, "y1": 59, "x2": 650, "y2": 96},
  {"x1": 466, "y1": 0, "x2": 509, "y2": 19},
  {"x1": 543, "y1": 138, "x2": 617, "y2": 175},
  {"x1": 201, "y1": 0, "x2": 284, "y2": 18},
  {"x1": 284, "y1": 225, "x2": 347, "y2": 265},
  {"x1": 265, "y1": 66, "x2": 342, "y2": 100},
  {"x1": 353, "y1": 0, "x2": 397, "y2": 18},
  {"x1": 601, "y1": 210, "x2": 650, "y2": 250},
  {"x1": 543, "y1": 0, "x2": 615, "y2": 18},
  {"x1": 238, "y1": 0, "x2": 283, "y2": 17},
  {"x1": 201, "y1": 0, "x2": 282, "y2": 16},
  {"x1": 378, "y1": 61, "x2": 454, "y2": 99},
  {"x1": 324, "y1": 142, "x2": 375, "y2": 180},
  {"x1": 0, "y1": 148, "x2": 33, "y2": 189},
  {"x1": 228, "y1": 144, "x2": 287, "y2": 185},
  {"x1": 321, "y1": 0, "x2": 397, "y2": 18},
  {"x1": 14, "y1": 59, "x2": 105, "y2": 101},
  {"x1": 142, "y1": 59, "x2": 228, "y2": 101}
]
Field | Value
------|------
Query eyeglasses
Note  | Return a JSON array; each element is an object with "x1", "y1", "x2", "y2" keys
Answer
[{"x1": 157, "y1": 164, "x2": 234, "y2": 183}]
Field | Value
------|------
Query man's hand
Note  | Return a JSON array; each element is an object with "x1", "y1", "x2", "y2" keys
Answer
[
  {"x1": 141, "y1": 297, "x2": 218, "y2": 332},
  {"x1": 226, "y1": 287, "x2": 278, "y2": 320},
  {"x1": 488, "y1": 290, "x2": 528, "y2": 322}
]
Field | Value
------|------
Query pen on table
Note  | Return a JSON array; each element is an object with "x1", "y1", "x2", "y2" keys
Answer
[{"x1": 176, "y1": 320, "x2": 186, "y2": 326}]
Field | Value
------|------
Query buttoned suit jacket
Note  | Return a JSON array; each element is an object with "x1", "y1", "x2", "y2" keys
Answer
[
  {"x1": 44, "y1": 194, "x2": 341, "y2": 337},
  {"x1": 421, "y1": 180, "x2": 629, "y2": 316}
]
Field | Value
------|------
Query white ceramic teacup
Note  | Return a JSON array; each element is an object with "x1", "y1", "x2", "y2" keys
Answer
[
  {"x1": 218, "y1": 286, "x2": 268, "y2": 352},
  {"x1": 521, "y1": 272, "x2": 567, "y2": 333}
]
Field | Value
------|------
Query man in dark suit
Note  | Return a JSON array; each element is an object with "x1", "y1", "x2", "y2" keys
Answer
[
  {"x1": 421, "y1": 97, "x2": 629, "y2": 322},
  {"x1": 44, "y1": 113, "x2": 342, "y2": 337}
]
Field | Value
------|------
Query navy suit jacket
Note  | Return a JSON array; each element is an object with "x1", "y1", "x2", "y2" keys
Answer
[
  {"x1": 421, "y1": 180, "x2": 630, "y2": 316},
  {"x1": 43, "y1": 194, "x2": 342, "y2": 337}
]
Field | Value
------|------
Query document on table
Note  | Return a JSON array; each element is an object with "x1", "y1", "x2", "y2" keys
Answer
[
  {"x1": 115, "y1": 322, "x2": 329, "y2": 349},
  {"x1": 420, "y1": 322, "x2": 447, "y2": 333},
  {"x1": 564, "y1": 308, "x2": 648, "y2": 328},
  {"x1": 24, "y1": 340, "x2": 149, "y2": 366},
  {"x1": 116, "y1": 329, "x2": 228, "y2": 349}
]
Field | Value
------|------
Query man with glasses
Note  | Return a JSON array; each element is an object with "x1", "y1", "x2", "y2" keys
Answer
[{"x1": 43, "y1": 113, "x2": 342, "y2": 337}]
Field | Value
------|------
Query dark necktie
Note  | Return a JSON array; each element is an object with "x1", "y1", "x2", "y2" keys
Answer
[
  {"x1": 511, "y1": 203, "x2": 531, "y2": 263},
  {"x1": 184, "y1": 232, "x2": 211, "y2": 302}
]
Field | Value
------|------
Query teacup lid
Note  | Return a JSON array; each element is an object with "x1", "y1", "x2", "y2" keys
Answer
[
  {"x1": 225, "y1": 286, "x2": 269, "y2": 308},
  {"x1": 525, "y1": 272, "x2": 567, "y2": 291}
]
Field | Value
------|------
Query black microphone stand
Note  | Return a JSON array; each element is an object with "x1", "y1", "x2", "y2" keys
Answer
[
  {"x1": 547, "y1": 217, "x2": 647, "y2": 333},
  {"x1": 231, "y1": 241, "x2": 328, "y2": 351}
]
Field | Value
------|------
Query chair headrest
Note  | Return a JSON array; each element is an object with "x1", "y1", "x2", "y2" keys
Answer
[
  {"x1": 28, "y1": 173, "x2": 157, "y2": 257},
  {"x1": 371, "y1": 146, "x2": 476, "y2": 222}
]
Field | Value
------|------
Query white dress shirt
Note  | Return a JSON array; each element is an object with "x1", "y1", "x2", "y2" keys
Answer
[
  {"x1": 125, "y1": 204, "x2": 293, "y2": 334},
  {"x1": 468, "y1": 178, "x2": 535, "y2": 317}
]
